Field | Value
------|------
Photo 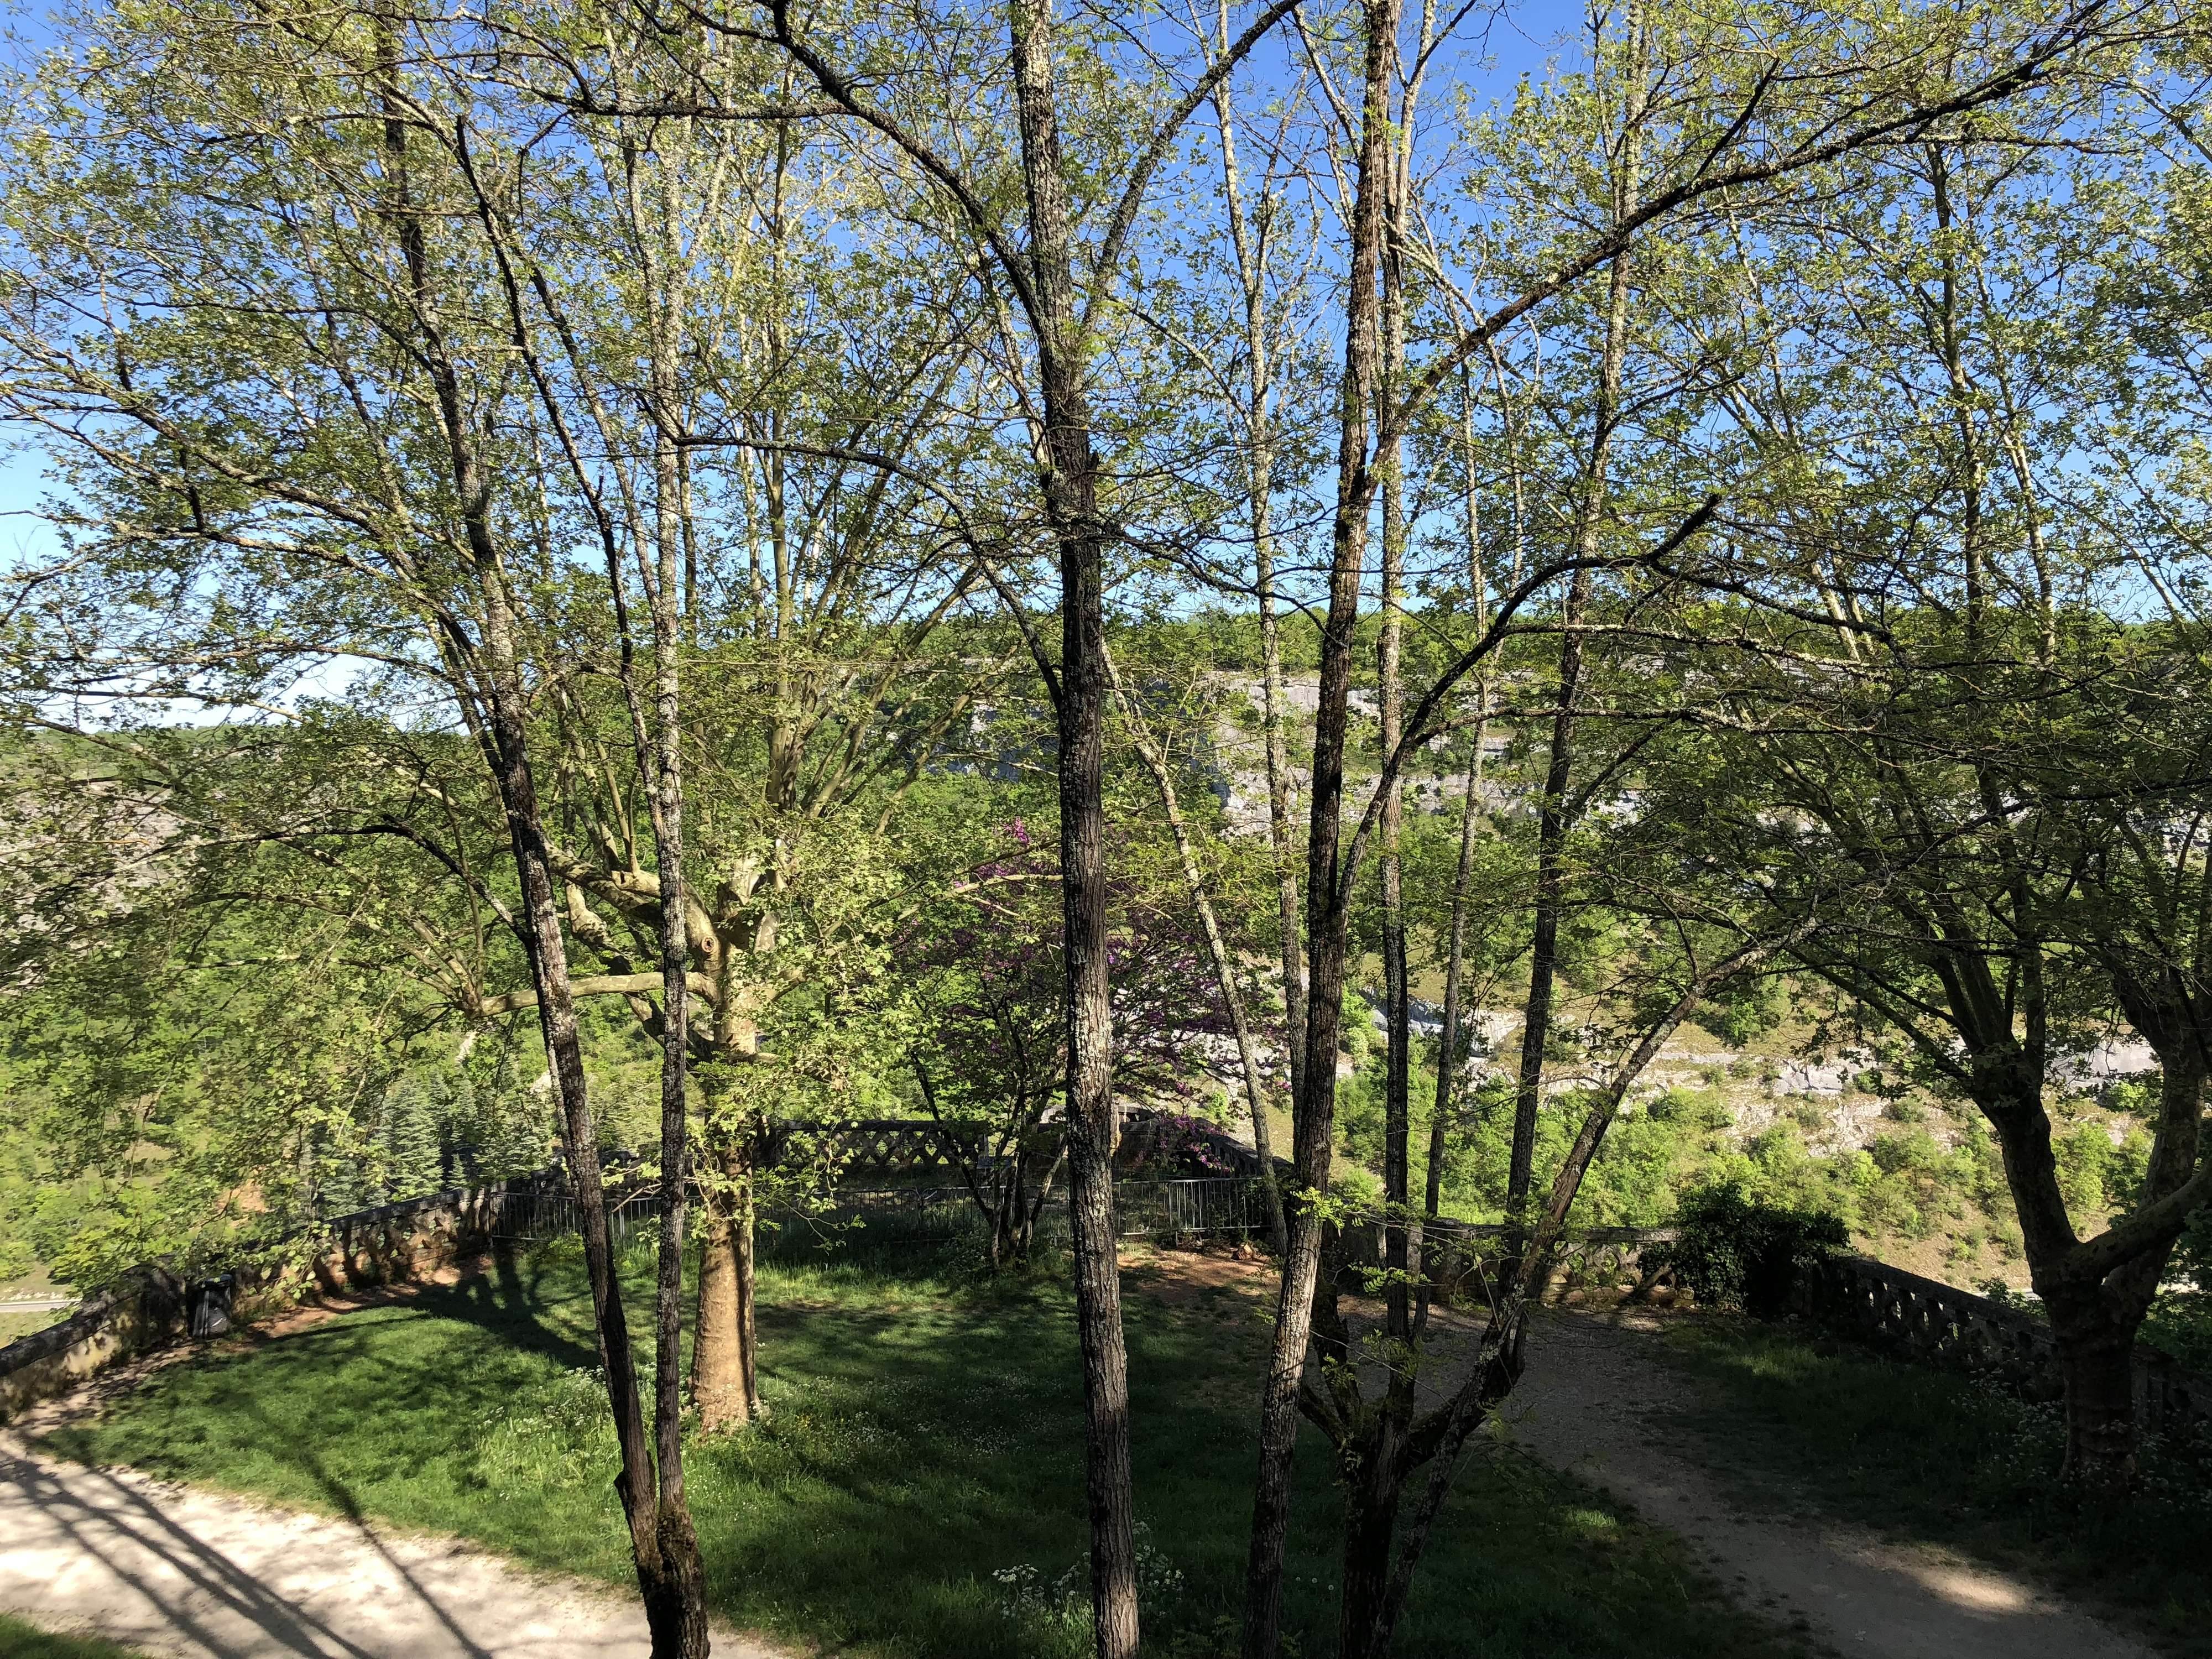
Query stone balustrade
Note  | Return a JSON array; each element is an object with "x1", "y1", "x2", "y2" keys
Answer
[
  {"x1": 0, "y1": 1265, "x2": 188, "y2": 1421},
  {"x1": 1803, "y1": 1253, "x2": 2210, "y2": 1432},
  {"x1": 14, "y1": 1127, "x2": 2210, "y2": 1442}
]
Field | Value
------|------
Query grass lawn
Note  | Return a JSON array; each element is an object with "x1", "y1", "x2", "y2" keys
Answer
[
  {"x1": 1657, "y1": 1315, "x2": 2212, "y2": 1657},
  {"x1": 0, "y1": 1308, "x2": 66, "y2": 1348},
  {"x1": 39, "y1": 1238, "x2": 1823, "y2": 1659},
  {"x1": 0, "y1": 1611, "x2": 148, "y2": 1658}
]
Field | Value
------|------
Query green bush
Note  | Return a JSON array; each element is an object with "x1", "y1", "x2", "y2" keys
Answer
[
  {"x1": 2169, "y1": 1204, "x2": 2212, "y2": 1293},
  {"x1": 1648, "y1": 1182, "x2": 1847, "y2": 1316},
  {"x1": 2145, "y1": 1207, "x2": 2212, "y2": 1371}
]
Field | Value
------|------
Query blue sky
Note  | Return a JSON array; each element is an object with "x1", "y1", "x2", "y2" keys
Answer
[{"x1": 0, "y1": 0, "x2": 1591, "y2": 587}]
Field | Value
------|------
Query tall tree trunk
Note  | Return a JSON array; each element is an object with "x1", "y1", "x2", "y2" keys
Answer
[
  {"x1": 691, "y1": 1126, "x2": 756, "y2": 1431},
  {"x1": 1207, "y1": 32, "x2": 1306, "y2": 1116},
  {"x1": 1322, "y1": 22, "x2": 1436, "y2": 1652},
  {"x1": 1374, "y1": 0, "x2": 1423, "y2": 1357},
  {"x1": 1425, "y1": 750, "x2": 1481, "y2": 1225},
  {"x1": 735, "y1": 1172, "x2": 760, "y2": 1418},
  {"x1": 1425, "y1": 368, "x2": 1495, "y2": 1245},
  {"x1": 1334, "y1": 1422, "x2": 1407, "y2": 1659},
  {"x1": 1242, "y1": 1, "x2": 1397, "y2": 1651},
  {"x1": 1979, "y1": 1049, "x2": 2119, "y2": 1454},
  {"x1": 2046, "y1": 1290, "x2": 2143, "y2": 1478},
  {"x1": 1010, "y1": 2, "x2": 1138, "y2": 1651},
  {"x1": 378, "y1": 28, "x2": 705, "y2": 1643},
  {"x1": 1505, "y1": 591, "x2": 1586, "y2": 1215},
  {"x1": 637, "y1": 166, "x2": 710, "y2": 1652},
  {"x1": 1506, "y1": 1, "x2": 1648, "y2": 1222},
  {"x1": 2036, "y1": 1031, "x2": 2207, "y2": 1483},
  {"x1": 480, "y1": 655, "x2": 692, "y2": 1648},
  {"x1": 692, "y1": 1164, "x2": 744, "y2": 1427},
  {"x1": 1262, "y1": 592, "x2": 1306, "y2": 1117}
]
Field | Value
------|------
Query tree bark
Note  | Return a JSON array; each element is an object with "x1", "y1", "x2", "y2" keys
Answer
[
  {"x1": 691, "y1": 1130, "x2": 754, "y2": 1431},
  {"x1": 1334, "y1": 1421, "x2": 1408, "y2": 1659},
  {"x1": 1241, "y1": 2, "x2": 1397, "y2": 1652},
  {"x1": 1262, "y1": 596, "x2": 1307, "y2": 1118},
  {"x1": 2033, "y1": 1039, "x2": 2206, "y2": 1484},
  {"x1": 1506, "y1": 1, "x2": 1647, "y2": 1223},
  {"x1": 2046, "y1": 1288, "x2": 2145, "y2": 1482},
  {"x1": 735, "y1": 1173, "x2": 761, "y2": 1418},
  {"x1": 1424, "y1": 400, "x2": 1489, "y2": 1262},
  {"x1": 377, "y1": 28, "x2": 706, "y2": 1645},
  {"x1": 1505, "y1": 634, "x2": 1580, "y2": 1214},
  {"x1": 637, "y1": 152, "x2": 711, "y2": 1652},
  {"x1": 1009, "y1": 2, "x2": 1139, "y2": 1650},
  {"x1": 1317, "y1": 42, "x2": 1434, "y2": 1650},
  {"x1": 1375, "y1": 0, "x2": 1423, "y2": 1355},
  {"x1": 1207, "y1": 34, "x2": 1307, "y2": 1118}
]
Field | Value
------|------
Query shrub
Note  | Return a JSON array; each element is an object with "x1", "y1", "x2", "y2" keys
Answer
[
  {"x1": 1649, "y1": 1182, "x2": 1848, "y2": 1316},
  {"x1": 2174, "y1": 1206, "x2": 2212, "y2": 1294}
]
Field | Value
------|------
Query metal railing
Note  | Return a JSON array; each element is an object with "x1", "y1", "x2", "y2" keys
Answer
[
  {"x1": 490, "y1": 1187, "x2": 667, "y2": 1246},
  {"x1": 1112, "y1": 1176, "x2": 1262, "y2": 1237},
  {"x1": 486, "y1": 1176, "x2": 1273, "y2": 1251},
  {"x1": 774, "y1": 1177, "x2": 1268, "y2": 1245}
]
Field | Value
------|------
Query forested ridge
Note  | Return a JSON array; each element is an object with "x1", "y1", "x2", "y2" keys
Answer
[{"x1": 2, "y1": 0, "x2": 2211, "y2": 1653}]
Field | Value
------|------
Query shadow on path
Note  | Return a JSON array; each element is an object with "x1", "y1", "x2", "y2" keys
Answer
[{"x1": 0, "y1": 1254, "x2": 782, "y2": 1659}]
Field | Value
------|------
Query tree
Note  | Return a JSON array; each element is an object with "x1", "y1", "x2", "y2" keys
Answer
[
  {"x1": 0, "y1": 5, "x2": 725, "y2": 1641},
  {"x1": 1239, "y1": 1, "x2": 2161, "y2": 1650},
  {"x1": 909, "y1": 817, "x2": 1248, "y2": 1262},
  {"x1": 1653, "y1": 80, "x2": 2212, "y2": 1482},
  {"x1": 639, "y1": 3, "x2": 1313, "y2": 1648}
]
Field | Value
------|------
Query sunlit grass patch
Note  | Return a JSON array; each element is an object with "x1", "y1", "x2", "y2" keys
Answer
[{"x1": 0, "y1": 1610, "x2": 150, "y2": 1658}]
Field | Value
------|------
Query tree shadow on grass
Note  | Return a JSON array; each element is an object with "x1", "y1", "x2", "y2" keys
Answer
[
  {"x1": 37, "y1": 1254, "x2": 601, "y2": 1517},
  {"x1": 39, "y1": 1245, "x2": 1819, "y2": 1659}
]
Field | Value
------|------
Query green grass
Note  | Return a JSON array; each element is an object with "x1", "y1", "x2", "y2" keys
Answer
[
  {"x1": 0, "y1": 1308, "x2": 66, "y2": 1348},
  {"x1": 40, "y1": 1238, "x2": 1819, "y2": 1659},
  {"x1": 1657, "y1": 1316, "x2": 2212, "y2": 1657},
  {"x1": 0, "y1": 1611, "x2": 149, "y2": 1658}
]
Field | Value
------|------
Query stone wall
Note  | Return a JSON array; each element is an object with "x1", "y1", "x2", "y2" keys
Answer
[
  {"x1": 306, "y1": 1179, "x2": 541, "y2": 1292},
  {"x1": 18, "y1": 1134, "x2": 2209, "y2": 1439},
  {"x1": 0, "y1": 1173, "x2": 551, "y2": 1423},
  {"x1": 1804, "y1": 1253, "x2": 2211, "y2": 1432},
  {"x1": 0, "y1": 1265, "x2": 187, "y2": 1422}
]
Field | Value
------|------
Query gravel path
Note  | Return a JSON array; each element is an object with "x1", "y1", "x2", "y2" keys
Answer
[
  {"x1": 1509, "y1": 1310, "x2": 2152, "y2": 1659},
  {"x1": 0, "y1": 1427, "x2": 784, "y2": 1659}
]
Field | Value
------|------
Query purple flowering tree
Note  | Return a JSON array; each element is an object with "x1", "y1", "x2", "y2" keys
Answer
[{"x1": 906, "y1": 821, "x2": 1245, "y2": 1264}]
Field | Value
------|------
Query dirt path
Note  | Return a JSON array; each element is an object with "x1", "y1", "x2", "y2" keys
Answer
[
  {"x1": 0, "y1": 1427, "x2": 787, "y2": 1659},
  {"x1": 1510, "y1": 1310, "x2": 2150, "y2": 1659}
]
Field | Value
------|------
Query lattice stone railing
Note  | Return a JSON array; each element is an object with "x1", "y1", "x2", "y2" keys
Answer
[
  {"x1": 1804, "y1": 1253, "x2": 2210, "y2": 1432},
  {"x1": 16, "y1": 1112, "x2": 2209, "y2": 1436}
]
